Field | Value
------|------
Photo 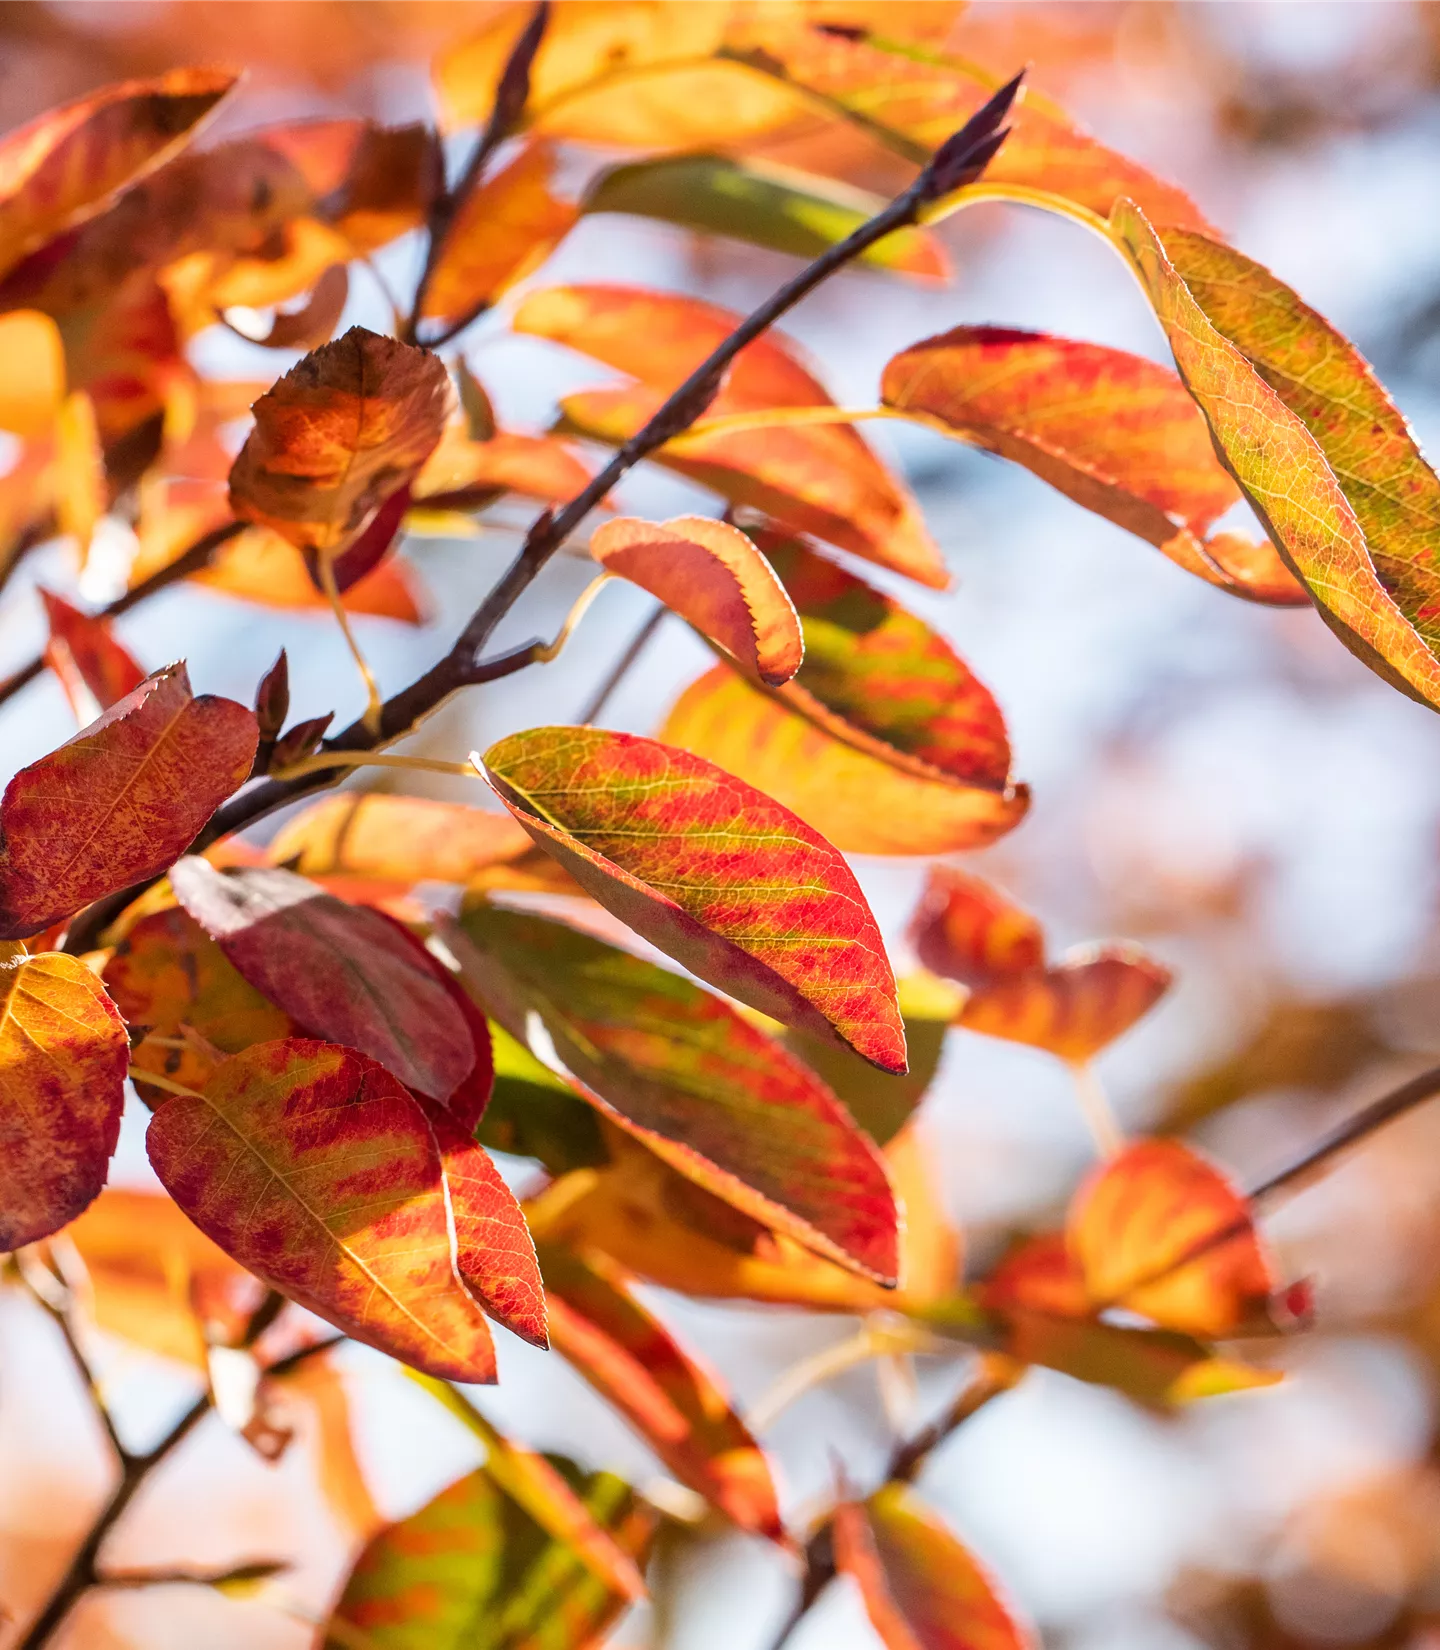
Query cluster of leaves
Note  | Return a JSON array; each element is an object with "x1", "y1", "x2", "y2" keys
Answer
[{"x1": 0, "y1": 4, "x2": 1434, "y2": 1647}]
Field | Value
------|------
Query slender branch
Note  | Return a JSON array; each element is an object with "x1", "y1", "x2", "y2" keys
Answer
[
  {"x1": 578, "y1": 603, "x2": 665, "y2": 725},
  {"x1": 17, "y1": 1256, "x2": 129, "y2": 1466}
]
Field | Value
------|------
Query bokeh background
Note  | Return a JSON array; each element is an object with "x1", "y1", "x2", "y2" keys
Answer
[{"x1": 5, "y1": 4, "x2": 1440, "y2": 1648}]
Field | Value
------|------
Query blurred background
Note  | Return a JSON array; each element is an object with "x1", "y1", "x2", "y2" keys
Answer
[{"x1": 6, "y1": 4, "x2": 1440, "y2": 1648}]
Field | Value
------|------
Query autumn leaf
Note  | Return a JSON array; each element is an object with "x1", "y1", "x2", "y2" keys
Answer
[
  {"x1": 1114, "y1": 200, "x2": 1440, "y2": 710},
  {"x1": 0, "y1": 68, "x2": 236, "y2": 279},
  {"x1": 147, "y1": 1038, "x2": 498, "y2": 1382},
  {"x1": 0, "y1": 947, "x2": 128, "y2": 1248},
  {"x1": 414, "y1": 424, "x2": 595, "y2": 513},
  {"x1": 911, "y1": 868, "x2": 1170, "y2": 1062},
  {"x1": 590, "y1": 514, "x2": 804, "y2": 685},
  {"x1": 323, "y1": 1456, "x2": 653, "y2": 1650},
  {"x1": 540, "y1": 1243, "x2": 782, "y2": 1539},
  {"x1": 833, "y1": 1484, "x2": 1033, "y2": 1650},
  {"x1": 197, "y1": 524, "x2": 426, "y2": 623},
  {"x1": 477, "y1": 1019, "x2": 608, "y2": 1175},
  {"x1": 478, "y1": 725, "x2": 907, "y2": 1073},
  {"x1": 0, "y1": 310, "x2": 65, "y2": 436},
  {"x1": 0, "y1": 663, "x2": 257, "y2": 939},
  {"x1": 420, "y1": 139, "x2": 578, "y2": 327},
  {"x1": 169, "y1": 859, "x2": 479, "y2": 1105},
  {"x1": 583, "y1": 152, "x2": 947, "y2": 277},
  {"x1": 881, "y1": 325, "x2": 1306, "y2": 605},
  {"x1": 228, "y1": 326, "x2": 451, "y2": 578},
  {"x1": 514, "y1": 284, "x2": 946, "y2": 586},
  {"x1": 662, "y1": 530, "x2": 1026, "y2": 855},
  {"x1": 445, "y1": 905, "x2": 899, "y2": 1283},
  {"x1": 227, "y1": 263, "x2": 349, "y2": 351},
  {"x1": 40, "y1": 588, "x2": 145, "y2": 721}
]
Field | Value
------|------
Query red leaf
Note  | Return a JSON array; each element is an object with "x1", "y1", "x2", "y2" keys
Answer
[
  {"x1": 147, "y1": 1038, "x2": 498, "y2": 1381},
  {"x1": 0, "y1": 947, "x2": 129, "y2": 1248},
  {"x1": 39, "y1": 588, "x2": 146, "y2": 718},
  {"x1": 0, "y1": 663, "x2": 257, "y2": 939},
  {"x1": 169, "y1": 859, "x2": 477, "y2": 1104},
  {"x1": 479, "y1": 725, "x2": 906, "y2": 1073}
]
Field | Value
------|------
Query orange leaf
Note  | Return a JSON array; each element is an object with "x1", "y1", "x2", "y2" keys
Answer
[
  {"x1": 169, "y1": 859, "x2": 479, "y2": 1105},
  {"x1": 1069, "y1": 1138, "x2": 1281, "y2": 1338},
  {"x1": 0, "y1": 663, "x2": 257, "y2": 940},
  {"x1": 268, "y1": 793, "x2": 537, "y2": 886},
  {"x1": 910, "y1": 867, "x2": 1043, "y2": 984},
  {"x1": 420, "y1": 138, "x2": 578, "y2": 327},
  {"x1": 202, "y1": 525, "x2": 427, "y2": 623},
  {"x1": 661, "y1": 532, "x2": 1025, "y2": 854},
  {"x1": 40, "y1": 588, "x2": 146, "y2": 720},
  {"x1": 590, "y1": 514, "x2": 803, "y2": 685},
  {"x1": 540, "y1": 1243, "x2": 783, "y2": 1539},
  {"x1": 833, "y1": 1484, "x2": 1033, "y2": 1650},
  {"x1": 447, "y1": 904, "x2": 900, "y2": 1284},
  {"x1": 0, "y1": 948, "x2": 128, "y2": 1248},
  {"x1": 414, "y1": 424, "x2": 595, "y2": 510},
  {"x1": 0, "y1": 310, "x2": 65, "y2": 436},
  {"x1": 229, "y1": 263, "x2": 349, "y2": 351},
  {"x1": 882, "y1": 325, "x2": 1306, "y2": 606},
  {"x1": 515, "y1": 283, "x2": 946, "y2": 586},
  {"x1": 147, "y1": 1038, "x2": 498, "y2": 1382},
  {"x1": 480, "y1": 725, "x2": 906, "y2": 1074},
  {"x1": 228, "y1": 326, "x2": 451, "y2": 565},
  {"x1": 0, "y1": 68, "x2": 236, "y2": 279}
]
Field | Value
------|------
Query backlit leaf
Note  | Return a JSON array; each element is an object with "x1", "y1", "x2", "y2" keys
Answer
[
  {"x1": 882, "y1": 325, "x2": 1306, "y2": 605},
  {"x1": 147, "y1": 1038, "x2": 498, "y2": 1382},
  {"x1": 169, "y1": 859, "x2": 478, "y2": 1104},
  {"x1": 0, "y1": 948, "x2": 128, "y2": 1248},
  {"x1": 515, "y1": 283, "x2": 946, "y2": 586},
  {"x1": 198, "y1": 524, "x2": 426, "y2": 623},
  {"x1": 833, "y1": 1483, "x2": 1032, "y2": 1650},
  {"x1": 590, "y1": 514, "x2": 804, "y2": 685},
  {"x1": 583, "y1": 152, "x2": 946, "y2": 278},
  {"x1": 479, "y1": 725, "x2": 907, "y2": 1073},
  {"x1": 0, "y1": 68, "x2": 236, "y2": 279},
  {"x1": 446, "y1": 905, "x2": 900, "y2": 1284},
  {"x1": 420, "y1": 139, "x2": 578, "y2": 327},
  {"x1": 540, "y1": 1243, "x2": 782, "y2": 1539},
  {"x1": 661, "y1": 531, "x2": 1025, "y2": 854},
  {"x1": 228, "y1": 326, "x2": 451, "y2": 566},
  {"x1": 0, "y1": 310, "x2": 65, "y2": 435},
  {"x1": 1114, "y1": 200, "x2": 1440, "y2": 710},
  {"x1": 910, "y1": 867, "x2": 1043, "y2": 985},
  {"x1": 415, "y1": 424, "x2": 595, "y2": 513},
  {"x1": 0, "y1": 663, "x2": 257, "y2": 940},
  {"x1": 229, "y1": 263, "x2": 349, "y2": 351},
  {"x1": 40, "y1": 588, "x2": 145, "y2": 721}
]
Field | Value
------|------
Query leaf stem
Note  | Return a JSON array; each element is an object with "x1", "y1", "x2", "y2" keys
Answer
[
  {"x1": 1069, "y1": 1060, "x2": 1124, "y2": 1157},
  {"x1": 267, "y1": 749, "x2": 480, "y2": 783},
  {"x1": 530, "y1": 571, "x2": 611, "y2": 663},
  {"x1": 317, "y1": 554, "x2": 385, "y2": 735}
]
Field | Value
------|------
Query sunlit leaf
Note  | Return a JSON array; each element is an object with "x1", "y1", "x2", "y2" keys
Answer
[
  {"x1": 0, "y1": 68, "x2": 236, "y2": 278},
  {"x1": 446, "y1": 905, "x2": 900, "y2": 1284},
  {"x1": 147, "y1": 1038, "x2": 498, "y2": 1382},
  {"x1": 415, "y1": 423, "x2": 595, "y2": 512},
  {"x1": 515, "y1": 283, "x2": 946, "y2": 586},
  {"x1": 833, "y1": 1483, "x2": 1033, "y2": 1650},
  {"x1": 199, "y1": 524, "x2": 427, "y2": 623},
  {"x1": 53, "y1": 389, "x2": 103, "y2": 559},
  {"x1": 420, "y1": 139, "x2": 578, "y2": 328},
  {"x1": 1115, "y1": 200, "x2": 1440, "y2": 710},
  {"x1": 169, "y1": 859, "x2": 478, "y2": 1104},
  {"x1": 0, "y1": 947, "x2": 128, "y2": 1248},
  {"x1": 40, "y1": 588, "x2": 145, "y2": 721},
  {"x1": 0, "y1": 310, "x2": 65, "y2": 435},
  {"x1": 0, "y1": 663, "x2": 257, "y2": 939},
  {"x1": 227, "y1": 263, "x2": 349, "y2": 351},
  {"x1": 540, "y1": 1243, "x2": 782, "y2": 1539},
  {"x1": 590, "y1": 514, "x2": 804, "y2": 685},
  {"x1": 583, "y1": 152, "x2": 946, "y2": 277},
  {"x1": 268, "y1": 793, "x2": 537, "y2": 886},
  {"x1": 661, "y1": 531, "x2": 1025, "y2": 854},
  {"x1": 882, "y1": 325, "x2": 1306, "y2": 605},
  {"x1": 479, "y1": 725, "x2": 907, "y2": 1073}
]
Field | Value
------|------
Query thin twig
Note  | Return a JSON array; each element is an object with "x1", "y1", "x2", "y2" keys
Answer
[
  {"x1": 17, "y1": 1256, "x2": 129, "y2": 1466},
  {"x1": 578, "y1": 603, "x2": 665, "y2": 725}
]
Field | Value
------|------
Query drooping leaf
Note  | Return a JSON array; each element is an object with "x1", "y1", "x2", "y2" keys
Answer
[
  {"x1": 661, "y1": 531, "x2": 1025, "y2": 854},
  {"x1": 0, "y1": 309, "x2": 65, "y2": 435},
  {"x1": 420, "y1": 139, "x2": 578, "y2": 328},
  {"x1": 228, "y1": 326, "x2": 451, "y2": 576},
  {"x1": 540, "y1": 1243, "x2": 783, "y2": 1539},
  {"x1": 0, "y1": 68, "x2": 236, "y2": 278},
  {"x1": 323, "y1": 1455, "x2": 653, "y2": 1650},
  {"x1": 169, "y1": 859, "x2": 478, "y2": 1104},
  {"x1": 445, "y1": 905, "x2": 899, "y2": 1284},
  {"x1": 911, "y1": 868, "x2": 1171, "y2": 1062},
  {"x1": 514, "y1": 283, "x2": 946, "y2": 586},
  {"x1": 102, "y1": 905, "x2": 295, "y2": 1108},
  {"x1": 833, "y1": 1483, "x2": 1033, "y2": 1650},
  {"x1": 583, "y1": 152, "x2": 946, "y2": 277},
  {"x1": 1069, "y1": 1138, "x2": 1289, "y2": 1338},
  {"x1": 590, "y1": 514, "x2": 804, "y2": 685},
  {"x1": 147, "y1": 1038, "x2": 498, "y2": 1382},
  {"x1": 881, "y1": 326, "x2": 1306, "y2": 605},
  {"x1": 0, "y1": 947, "x2": 128, "y2": 1248},
  {"x1": 1114, "y1": 200, "x2": 1440, "y2": 709},
  {"x1": 0, "y1": 663, "x2": 258, "y2": 940},
  {"x1": 478, "y1": 725, "x2": 907, "y2": 1074},
  {"x1": 40, "y1": 588, "x2": 146, "y2": 720},
  {"x1": 414, "y1": 425, "x2": 595, "y2": 514},
  {"x1": 227, "y1": 263, "x2": 349, "y2": 351}
]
